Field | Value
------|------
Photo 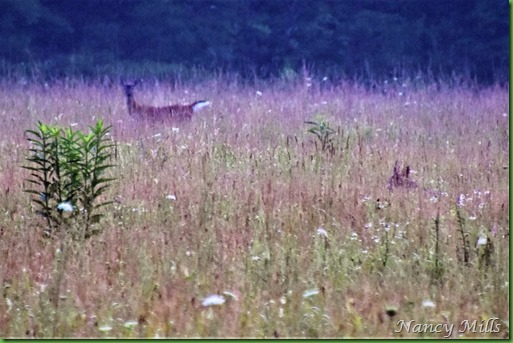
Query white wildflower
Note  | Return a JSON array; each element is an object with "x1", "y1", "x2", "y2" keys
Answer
[
  {"x1": 422, "y1": 299, "x2": 436, "y2": 309},
  {"x1": 256, "y1": 91, "x2": 263, "y2": 96},
  {"x1": 303, "y1": 289, "x2": 319, "y2": 298},
  {"x1": 172, "y1": 127, "x2": 180, "y2": 133},
  {"x1": 476, "y1": 235, "x2": 487, "y2": 247},
  {"x1": 166, "y1": 194, "x2": 176, "y2": 201},
  {"x1": 124, "y1": 320, "x2": 138, "y2": 328},
  {"x1": 6, "y1": 298, "x2": 13, "y2": 312},
  {"x1": 350, "y1": 232, "x2": 358, "y2": 241},
  {"x1": 316, "y1": 227, "x2": 328, "y2": 238},
  {"x1": 457, "y1": 194, "x2": 465, "y2": 208},
  {"x1": 98, "y1": 325, "x2": 113, "y2": 332},
  {"x1": 57, "y1": 202, "x2": 74, "y2": 212},
  {"x1": 202, "y1": 294, "x2": 226, "y2": 307}
]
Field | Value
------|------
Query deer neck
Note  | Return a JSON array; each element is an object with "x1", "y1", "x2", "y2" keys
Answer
[{"x1": 125, "y1": 93, "x2": 136, "y2": 115}]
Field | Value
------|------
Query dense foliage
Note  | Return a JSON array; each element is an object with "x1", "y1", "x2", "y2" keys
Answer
[
  {"x1": 0, "y1": 0, "x2": 508, "y2": 83},
  {"x1": 23, "y1": 120, "x2": 115, "y2": 240}
]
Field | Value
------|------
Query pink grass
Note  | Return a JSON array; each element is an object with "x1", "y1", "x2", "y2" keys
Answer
[{"x1": 0, "y1": 77, "x2": 508, "y2": 338}]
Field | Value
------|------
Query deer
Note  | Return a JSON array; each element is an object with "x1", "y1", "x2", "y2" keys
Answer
[
  {"x1": 122, "y1": 80, "x2": 210, "y2": 121},
  {"x1": 371, "y1": 160, "x2": 418, "y2": 212},
  {"x1": 387, "y1": 160, "x2": 418, "y2": 191}
]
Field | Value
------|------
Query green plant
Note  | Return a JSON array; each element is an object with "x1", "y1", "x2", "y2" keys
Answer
[
  {"x1": 23, "y1": 119, "x2": 115, "y2": 239},
  {"x1": 455, "y1": 206, "x2": 470, "y2": 266},
  {"x1": 305, "y1": 119, "x2": 336, "y2": 154},
  {"x1": 476, "y1": 231, "x2": 494, "y2": 270},
  {"x1": 429, "y1": 211, "x2": 445, "y2": 283}
]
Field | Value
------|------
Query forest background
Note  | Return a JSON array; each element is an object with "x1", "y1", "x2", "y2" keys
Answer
[{"x1": 0, "y1": 0, "x2": 508, "y2": 84}]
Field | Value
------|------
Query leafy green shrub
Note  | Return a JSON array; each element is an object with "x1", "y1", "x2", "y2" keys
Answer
[
  {"x1": 305, "y1": 118, "x2": 336, "y2": 154},
  {"x1": 23, "y1": 119, "x2": 115, "y2": 239}
]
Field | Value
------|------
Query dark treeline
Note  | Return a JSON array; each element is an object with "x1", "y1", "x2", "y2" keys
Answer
[{"x1": 0, "y1": 0, "x2": 508, "y2": 84}]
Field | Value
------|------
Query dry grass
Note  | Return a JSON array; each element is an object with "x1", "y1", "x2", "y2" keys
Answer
[{"x1": 0, "y1": 77, "x2": 509, "y2": 338}]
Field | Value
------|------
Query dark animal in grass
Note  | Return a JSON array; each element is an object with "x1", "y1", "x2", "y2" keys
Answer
[{"x1": 387, "y1": 160, "x2": 418, "y2": 191}]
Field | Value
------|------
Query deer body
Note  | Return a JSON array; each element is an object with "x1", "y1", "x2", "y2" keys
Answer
[
  {"x1": 122, "y1": 81, "x2": 209, "y2": 121},
  {"x1": 387, "y1": 160, "x2": 418, "y2": 191}
]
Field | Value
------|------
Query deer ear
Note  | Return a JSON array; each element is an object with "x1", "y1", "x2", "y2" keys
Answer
[
  {"x1": 404, "y1": 166, "x2": 410, "y2": 177},
  {"x1": 393, "y1": 160, "x2": 400, "y2": 174},
  {"x1": 121, "y1": 79, "x2": 138, "y2": 87}
]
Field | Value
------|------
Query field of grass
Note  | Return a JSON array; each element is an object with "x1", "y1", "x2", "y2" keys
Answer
[{"x1": 0, "y1": 77, "x2": 509, "y2": 338}]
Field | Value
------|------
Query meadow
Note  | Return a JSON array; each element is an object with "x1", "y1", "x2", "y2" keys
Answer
[{"x1": 0, "y1": 76, "x2": 509, "y2": 338}]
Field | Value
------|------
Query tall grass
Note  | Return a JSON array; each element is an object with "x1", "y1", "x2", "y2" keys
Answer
[{"x1": 0, "y1": 76, "x2": 509, "y2": 338}]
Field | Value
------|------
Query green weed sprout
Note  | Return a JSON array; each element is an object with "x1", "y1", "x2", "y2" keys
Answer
[
  {"x1": 305, "y1": 119, "x2": 336, "y2": 154},
  {"x1": 23, "y1": 119, "x2": 115, "y2": 239}
]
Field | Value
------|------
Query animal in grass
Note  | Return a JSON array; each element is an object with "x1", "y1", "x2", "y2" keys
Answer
[
  {"x1": 387, "y1": 160, "x2": 418, "y2": 191},
  {"x1": 122, "y1": 80, "x2": 210, "y2": 121}
]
